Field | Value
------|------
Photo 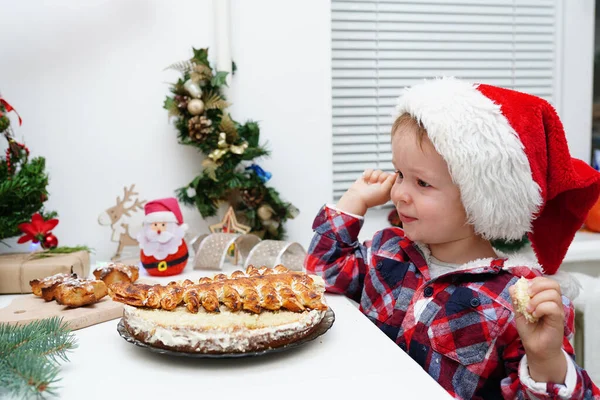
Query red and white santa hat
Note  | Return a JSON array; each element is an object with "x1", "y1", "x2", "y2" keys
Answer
[
  {"x1": 143, "y1": 197, "x2": 184, "y2": 225},
  {"x1": 395, "y1": 77, "x2": 600, "y2": 275}
]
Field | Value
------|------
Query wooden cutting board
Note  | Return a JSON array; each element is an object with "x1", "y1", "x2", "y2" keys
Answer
[{"x1": 0, "y1": 295, "x2": 124, "y2": 330}]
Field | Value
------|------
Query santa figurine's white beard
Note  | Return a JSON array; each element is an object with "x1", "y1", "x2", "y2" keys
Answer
[{"x1": 137, "y1": 222, "x2": 186, "y2": 260}]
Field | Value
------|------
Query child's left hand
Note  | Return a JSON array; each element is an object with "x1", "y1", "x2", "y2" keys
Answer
[{"x1": 509, "y1": 277, "x2": 567, "y2": 383}]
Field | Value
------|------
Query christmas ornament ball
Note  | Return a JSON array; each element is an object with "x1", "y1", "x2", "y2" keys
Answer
[
  {"x1": 257, "y1": 205, "x2": 274, "y2": 221},
  {"x1": 42, "y1": 233, "x2": 59, "y2": 249},
  {"x1": 187, "y1": 99, "x2": 205, "y2": 116}
]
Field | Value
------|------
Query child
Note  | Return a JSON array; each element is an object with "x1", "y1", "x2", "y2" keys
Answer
[{"x1": 306, "y1": 78, "x2": 600, "y2": 399}]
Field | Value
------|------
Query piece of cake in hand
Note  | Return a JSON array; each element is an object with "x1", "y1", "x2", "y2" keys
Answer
[
  {"x1": 54, "y1": 278, "x2": 108, "y2": 307},
  {"x1": 513, "y1": 277, "x2": 538, "y2": 323},
  {"x1": 30, "y1": 272, "x2": 78, "y2": 301},
  {"x1": 93, "y1": 262, "x2": 139, "y2": 286}
]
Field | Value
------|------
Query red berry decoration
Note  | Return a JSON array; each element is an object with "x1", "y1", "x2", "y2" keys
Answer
[{"x1": 42, "y1": 233, "x2": 59, "y2": 249}]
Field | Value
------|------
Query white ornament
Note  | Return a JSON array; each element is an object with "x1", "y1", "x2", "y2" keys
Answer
[
  {"x1": 183, "y1": 79, "x2": 202, "y2": 98},
  {"x1": 186, "y1": 186, "x2": 197, "y2": 198},
  {"x1": 187, "y1": 99, "x2": 205, "y2": 116}
]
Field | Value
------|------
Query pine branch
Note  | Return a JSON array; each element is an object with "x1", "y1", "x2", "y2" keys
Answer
[{"x1": 0, "y1": 317, "x2": 77, "y2": 399}]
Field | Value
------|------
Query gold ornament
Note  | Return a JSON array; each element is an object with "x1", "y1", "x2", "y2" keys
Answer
[
  {"x1": 187, "y1": 99, "x2": 205, "y2": 115},
  {"x1": 257, "y1": 205, "x2": 274, "y2": 221},
  {"x1": 209, "y1": 206, "x2": 251, "y2": 235},
  {"x1": 208, "y1": 132, "x2": 248, "y2": 162}
]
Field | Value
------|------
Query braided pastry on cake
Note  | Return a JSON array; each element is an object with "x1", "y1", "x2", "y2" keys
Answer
[{"x1": 108, "y1": 265, "x2": 327, "y2": 314}]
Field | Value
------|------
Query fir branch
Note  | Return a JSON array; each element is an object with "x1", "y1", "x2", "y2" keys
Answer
[
  {"x1": 0, "y1": 317, "x2": 77, "y2": 399},
  {"x1": 0, "y1": 154, "x2": 56, "y2": 240}
]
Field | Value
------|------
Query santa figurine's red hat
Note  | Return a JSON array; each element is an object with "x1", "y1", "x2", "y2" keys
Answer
[
  {"x1": 395, "y1": 77, "x2": 600, "y2": 275},
  {"x1": 143, "y1": 197, "x2": 184, "y2": 225}
]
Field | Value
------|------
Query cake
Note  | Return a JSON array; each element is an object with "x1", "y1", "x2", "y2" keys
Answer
[{"x1": 109, "y1": 265, "x2": 329, "y2": 353}]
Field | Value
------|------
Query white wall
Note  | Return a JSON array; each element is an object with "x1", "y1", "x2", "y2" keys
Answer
[{"x1": 0, "y1": 0, "x2": 333, "y2": 262}]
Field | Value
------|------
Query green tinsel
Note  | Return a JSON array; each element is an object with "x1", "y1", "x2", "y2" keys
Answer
[
  {"x1": 0, "y1": 317, "x2": 77, "y2": 399},
  {"x1": 165, "y1": 48, "x2": 299, "y2": 239},
  {"x1": 1, "y1": 100, "x2": 56, "y2": 242}
]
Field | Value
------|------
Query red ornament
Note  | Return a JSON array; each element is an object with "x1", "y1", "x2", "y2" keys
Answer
[
  {"x1": 42, "y1": 233, "x2": 59, "y2": 249},
  {"x1": 17, "y1": 213, "x2": 59, "y2": 245}
]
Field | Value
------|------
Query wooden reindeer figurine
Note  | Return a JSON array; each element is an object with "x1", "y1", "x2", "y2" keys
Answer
[{"x1": 98, "y1": 184, "x2": 146, "y2": 260}]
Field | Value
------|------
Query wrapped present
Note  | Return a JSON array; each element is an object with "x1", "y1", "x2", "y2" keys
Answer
[{"x1": 0, "y1": 251, "x2": 90, "y2": 294}]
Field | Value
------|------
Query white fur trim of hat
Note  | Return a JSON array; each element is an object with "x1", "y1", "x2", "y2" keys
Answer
[{"x1": 144, "y1": 211, "x2": 178, "y2": 224}]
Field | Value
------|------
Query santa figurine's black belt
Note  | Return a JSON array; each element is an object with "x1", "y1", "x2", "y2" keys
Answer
[{"x1": 142, "y1": 253, "x2": 189, "y2": 271}]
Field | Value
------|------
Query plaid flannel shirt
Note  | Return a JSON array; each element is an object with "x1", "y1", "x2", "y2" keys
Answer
[{"x1": 306, "y1": 206, "x2": 600, "y2": 399}]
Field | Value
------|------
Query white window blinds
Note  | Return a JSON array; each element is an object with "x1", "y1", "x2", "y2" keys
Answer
[{"x1": 331, "y1": 0, "x2": 560, "y2": 201}]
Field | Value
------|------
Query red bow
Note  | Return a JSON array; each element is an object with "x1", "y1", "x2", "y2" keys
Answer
[
  {"x1": 0, "y1": 98, "x2": 22, "y2": 126},
  {"x1": 17, "y1": 213, "x2": 59, "y2": 244}
]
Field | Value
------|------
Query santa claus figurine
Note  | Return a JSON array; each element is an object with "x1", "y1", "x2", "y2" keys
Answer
[{"x1": 137, "y1": 197, "x2": 189, "y2": 276}]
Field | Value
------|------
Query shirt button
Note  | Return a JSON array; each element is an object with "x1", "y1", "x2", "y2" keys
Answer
[
  {"x1": 423, "y1": 286, "x2": 434, "y2": 297},
  {"x1": 470, "y1": 298, "x2": 481, "y2": 307}
]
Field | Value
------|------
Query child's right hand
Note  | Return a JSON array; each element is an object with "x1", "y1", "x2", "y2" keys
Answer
[{"x1": 335, "y1": 169, "x2": 396, "y2": 216}]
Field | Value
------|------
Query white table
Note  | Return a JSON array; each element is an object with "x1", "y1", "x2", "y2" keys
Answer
[{"x1": 0, "y1": 265, "x2": 451, "y2": 399}]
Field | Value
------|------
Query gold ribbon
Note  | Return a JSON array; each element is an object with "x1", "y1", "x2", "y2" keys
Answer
[{"x1": 208, "y1": 132, "x2": 248, "y2": 162}]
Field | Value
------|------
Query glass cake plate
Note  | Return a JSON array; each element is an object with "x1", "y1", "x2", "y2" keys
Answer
[{"x1": 116, "y1": 308, "x2": 335, "y2": 358}]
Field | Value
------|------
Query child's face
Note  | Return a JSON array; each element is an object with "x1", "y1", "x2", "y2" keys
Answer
[{"x1": 390, "y1": 127, "x2": 474, "y2": 245}]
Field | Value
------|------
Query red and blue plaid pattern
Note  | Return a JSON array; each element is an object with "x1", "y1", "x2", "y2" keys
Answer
[{"x1": 306, "y1": 205, "x2": 600, "y2": 399}]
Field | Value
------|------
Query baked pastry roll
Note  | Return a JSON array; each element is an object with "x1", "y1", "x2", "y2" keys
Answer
[
  {"x1": 54, "y1": 278, "x2": 108, "y2": 307},
  {"x1": 108, "y1": 264, "x2": 327, "y2": 314},
  {"x1": 30, "y1": 272, "x2": 78, "y2": 301},
  {"x1": 93, "y1": 263, "x2": 139, "y2": 286}
]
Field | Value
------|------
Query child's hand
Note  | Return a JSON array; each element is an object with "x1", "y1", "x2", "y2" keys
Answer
[
  {"x1": 336, "y1": 169, "x2": 396, "y2": 216},
  {"x1": 509, "y1": 277, "x2": 567, "y2": 383}
]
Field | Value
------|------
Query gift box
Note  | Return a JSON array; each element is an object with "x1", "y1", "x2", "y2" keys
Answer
[{"x1": 0, "y1": 251, "x2": 90, "y2": 294}]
